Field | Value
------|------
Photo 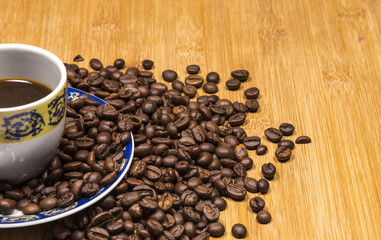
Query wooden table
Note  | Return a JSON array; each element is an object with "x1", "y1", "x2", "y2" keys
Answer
[{"x1": 1, "y1": 0, "x2": 381, "y2": 239}]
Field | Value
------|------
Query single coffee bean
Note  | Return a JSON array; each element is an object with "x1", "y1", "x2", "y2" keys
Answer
[
  {"x1": 146, "y1": 219, "x2": 164, "y2": 236},
  {"x1": 142, "y1": 59, "x2": 154, "y2": 70},
  {"x1": 87, "y1": 227, "x2": 110, "y2": 240},
  {"x1": 185, "y1": 75, "x2": 204, "y2": 88},
  {"x1": 256, "y1": 145, "x2": 267, "y2": 155},
  {"x1": 240, "y1": 157, "x2": 254, "y2": 170},
  {"x1": 226, "y1": 79, "x2": 241, "y2": 90},
  {"x1": 186, "y1": 65, "x2": 200, "y2": 74},
  {"x1": 52, "y1": 224, "x2": 71, "y2": 240},
  {"x1": 184, "y1": 221, "x2": 196, "y2": 238},
  {"x1": 226, "y1": 183, "x2": 246, "y2": 201},
  {"x1": 257, "y1": 210, "x2": 272, "y2": 224},
  {"x1": 262, "y1": 163, "x2": 276, "y2": 180},
  {"x1": 275, "y1": 146, "x2": 292, "y2": 162},
  {"x1": 257, "y1": 179, "x2": 270, "y2": 194},
  {"x1": 73, "y1": 55, "x2": 84, "y2": 62},
  {"x1": 162, "y1": 70, "x2": 178, "y2": 82},
  {"x1": 243, "y1": 136, "x2": 260, "y2": 150},
  {"x1": 39, "y1": 197, "x2": 58, "y2": 211},
  {"x1": 245, "y1": 99, "x2": 259, "y2": 112},
  {"x1": 243, "y1": 177, "x2": 258, "y2": 193},
  {"x1": 203, "y1": 82, "x2": 218, "y2": 94},
  {"x1": 0, "y1": 198, "x2": 16, "y2": 215},
  {"x1": 264, "y1": 128, "x2": 283, "y2": 143},
  {"x1": 208, "y1": 222, "x2": 225, "y2": 237},
  {"x1": 295, "y1": 135, "x2": 311, "y2": 144},
  {"x1": 183, "y1": 85, "x2": 198, "y2": 98},
  {"x1": 278, "y1": 139, "x2": 295, "y2": 149},
  {"x1": 90, "y1": 58, "x2": 103, "y2": 70},
  {"x1": 172, "y1": 80, "x2": 185, "y2": 92},
  {"x1": 206, "y1": 72, "x2": 220, "y2": 83},
  {"x1": 279, "y1": 123, "x2": 294, "y2": 136},
  {"x1": 231, "y1": 70, "x2": 249, "y2": 81},
  {"x1": 213, "y1": 197, "x2": 227, "y2": 211},
  {"x1": 231, "y1": 223, "x2": 247, "y2": 238},
  {"x1": 249, "y1": 197, "x2": 265, "y2": 213},
  {"x1": 228, "y1": 113, "x2": 246, "y2": 126},
  {"x1": 113, "y1": 58, "x2": 125, "y2": 69},
  {"x1": 22, "y1": 203, "x2": 41, "y2": 215},
  {"x1": 203, "y1": 204, "x2": 220, "y2": 222},
  {"x1": 244, "y1": 87, "x2": 259, "y2": 99}
]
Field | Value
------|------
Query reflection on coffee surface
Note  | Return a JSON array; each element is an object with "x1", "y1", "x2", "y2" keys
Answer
[{"x1": 0, "y1": 78, "x2": 52, "y2": 108}]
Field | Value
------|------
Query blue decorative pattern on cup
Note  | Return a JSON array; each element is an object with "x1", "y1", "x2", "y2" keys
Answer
[
  {"x1": 2, "y1": 110, "x2": 45, "y2": 140},
  {"x1": 48, "y1": 87, "x2": 67, "y2": 125}
]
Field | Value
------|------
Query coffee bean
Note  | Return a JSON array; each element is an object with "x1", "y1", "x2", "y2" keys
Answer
[
  {"x1": 22, "y1": 203, "x2": 41, "y2": 215},
  {"x1": 203, "y1": 82, "x2": 218, "y2": 94},
  {"x1": 228, "y1": 113, "x2": 246, "y2": 126},
  {"x1": 73, "y1": 55, "x2": 84, "y2": 62},
  {"x1": 278, "y1": 140, "x2": 295, "y2": 149},
  {"x1": 162, "y1": 70, "x2": 178, "y2": 82},
  {"x1": 279, "y1": 123, "x2": 294, "y2": 136},
  {"x1": 264, "y1": 128, "x2": 283, "y2": 143},
  {"x1": 226, "y1": 183, "x2": 246, "y2": 201},
  {"x1": 257, "y1": 179, "x2": 270, "y2": 194},
  {"x1": 296, "y1": 135, "x2": 311, "y2": 144},
  {"x1": 205, "y1": 72, "x2": 220, "y2": 84},
  {"x1": 142, "y1": 59, "x2": 154, "y2": 70},
  {"x1": 262, "y1": 163, "x2": 276, "y2": 180},
  {"x1": 0, "y1": 198, "x2": 16, "y2": 215},
  {"x1": 256, "y1": 145, "x2": 267, "y2": 155},
  {"x1": 183, "y1": 85, "x2": 198, "y2": 98},
  {"x1": 185, "y1": 75, "x2": 204, "y2": 88},
  {"x1": 249, "y1": 197, "x2": 265, "y2": 213},
  {"x1": 113, "y1": 59, "x2": 125, "y2": 69},
  {"x1": 257, "y1": 210, "x2": 272, "y2": 224},
  {"x1": 87, "y1": 227, "x2": 110, "y2": 240},
  {"x1": 243, "y1": 136, "x2": 260, "y2": 150},
  {"x1": 243, "y1": 177, "x2": 258, "y2": 193},
  {"x1": 245, "y1": 99, "x2": 259, "y2": 112},
  {"x1": 275, "y1": 146, "x2": 292, "y2": 162},
  {"x1": 226, "y1": 79, "x2": 241, "y2": 90},
  {"x1": 231, "y1": 70, "x2": 249, "y2": 82},
  {"x1": 231, "y1": 223, "x2": 247, "y2": 238},
  {"x1": 208, "y1": 222, "x2": 225, "y2": 237},
  {"x1": 52, "y1": 224, "x2": 71, "y2": 240},
  {"x1": 240, "y1": 157, "x2": 254, "y2": 170},
  {"x1": 90, "y1": 58, "x2": 103, "y2": 71},
  {"x1": 244, "y1": 87, "x2": 259, "y2": 99},
  {"x1": 39, "y1": 197, "x2": 58, "y2": 211},
  {"x1": 146, "y1": 219, "x2": 164, "y2": 236},
  {"x1": 186, "y1": 65, "x2": 200, "y2": 74},
  {"x1": 172, "y1": 80, "x2": 185, "y2": 92},
  {"x1": 213, "y1": 197, "x2": 227, "y2": 211}
]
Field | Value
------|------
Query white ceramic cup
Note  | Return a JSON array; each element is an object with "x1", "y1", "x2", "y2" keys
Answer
[{"x1": 0, "y1": 44, "x2": 67, "y2": 184}]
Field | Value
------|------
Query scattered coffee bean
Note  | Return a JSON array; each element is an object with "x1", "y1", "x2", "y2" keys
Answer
[
  {"x1": 249, "y1": 197, "x2": 265, "y2": 213},
  {"x1": 231, "y1": 70, "x2": 249, "y2": 82},
  {"x1": 257, "y1": 179, "x2": 270, "y2": 194},
  {"x1": 261, "y1": 163, "x2": 276, "y2": 180},
  {"x1": 185, "y1": 75, "x2": 204, "y2": 88},
  {"x1": 264, "y1": 127, "x2": 283, "y2": 143},
  {"x1": 257, "y1": 210, "x2": 272, "y2": 224},
  {"x1": 232, "y1": 223, "x2": 247, "y2": 238},
  {"x1": 142, "y1": 59, "x2": 154, "y2": 70},
  {"x1": 186, "y1": 64, "x2": 200, "y2": 74},
  {"x1": 22, "y1": 203, "x2": 41, "y2": 215},
  {"x1": 113, "y1": 58, "x2": 125, "y2": 69},
  {"x1": 0, "y1": 198, "x2": 16, "y2": 215},
  {"x1": 226, "y1": 79, "x2": 241, "y2": 90},
  {"x1": 244, "y1": 87, "x2": 259, "y2": 99},
  {"x1": 208, "y1": 222, "x2": 225, "y2": 237},
  {"x1": 206, "y1": 72, "x2": 220, "y2": 83},
  {"x1": 279, "y1": 123, "x2": 294, "y2": 136},
  {"x1": 256, "y1": 145, "x2": 268, "y2": 155},
  {"x1": 203, "y1": 82, "x2": 218, "y2": 94},
  {"x1": 278, "y1": 139, "x2": 295, "y2": 149},
  {"x1": 162, "y1": 70, "x2": 178, "y2": 82},
  {"x1": 275, "y1": 147, "x2": 292, "y2": 162},
  {"x1": 243, "y1": 136, "x2": 261, "y2": 150},
  {"x1": 73, "y1": 55, "x2": 84, "y2": 62},
  {"x1": 295, "y1": 135, "x2": 311, "y2": 144},
  {"x1": 89, "y1": 58, "x2": 103, "y2": 70},
  {"x1": 245, "y1": 99, "x2": 259, "y2": 112}
]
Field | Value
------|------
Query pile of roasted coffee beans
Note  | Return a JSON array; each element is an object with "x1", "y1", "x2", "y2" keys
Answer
[
  {"x1": 0, "y1": 96, "x2": 131, "y2": 216},
  {"x1": 6, "y1": 56, "x2": 312, "y2": 239}
]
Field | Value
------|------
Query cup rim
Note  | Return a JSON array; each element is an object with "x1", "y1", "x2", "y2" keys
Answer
[{"x1": 0, "y1": 44, "x2": 67, "y2": 113}]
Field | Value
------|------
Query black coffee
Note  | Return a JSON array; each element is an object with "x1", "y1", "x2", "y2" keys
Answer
[{"x1": 0, "y1": 78, "x2": 52, "y2": 108}]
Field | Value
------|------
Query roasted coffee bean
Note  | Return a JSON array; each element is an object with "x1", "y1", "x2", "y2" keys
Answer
[
  {"x1": 162, "y1": 70, "x2": 178, "y2": 82},
  {"x1": 90, "y1": 58, "x2": 103, "y2": 70},
  {"x1": 22, "y1": 203, "x2": 41, "y2": 215},
  {"x1": 256, "y1": 145, "x2": 267, "y2": 155},
  {"x1": 87, "y1": 227, "x2": 110, "y2": 240},
  {"x1": 185, "y1": 75, "x2": 204, "y2": 88},
  {"x1": 243, "y1": 177, "x2": 258, "y2": 193},
  {"x1": 249, "y1": 197, "x2": 265, "y2": 213},
  {"x1": 208, "y1": 222, "x2": 225, "y2": 237},
  {"x1": 262, "y1": 162, "x2": 276, "y2": 180},
  {"x1": 231, "y1": 223, "x2": 247, "y2": 238},
  {"x1": 73, "y1": 55, "x2": 84, "y2": 62},
  {"x1": 226, "y1": 79, "x2": 241, "y2": 90},
  {"x1": 275, "y1": 146, "x2": 292, "y2": 162},
  {"x1": 146, "y1": 219, "x2": 164, "y2": 236},
  {"x1": 226, "y1": 183, "x2": 246, "y2": 201},
  {"x1": 278, "y1": 140, "x2": 295, "y2": 149},
  {"x1": 202, "y1": 204, "x2": 220, "y2": 222},
  {"x1": 172, "y1": 80, "x2": 185, "y2": 92},
  {"x1": 213, "y1": 197, "x2": 227, "y2": 211},
  {"x1": 58, "y1": 192, "x2": 75, "y2": 208},
  {"x1": 186, "y1": 65, "x2": 200, "y2": 74},
  {"x1": 231, "y1": 70, "x2": 249, "y2": 82},
  {"x1": 244, "y1": 87, "x2": 259, "y2": 99},
  {"x1": 228, "y1": 113, "x2": 246, "y2": 126},
  {"x1": 184, "y1": 222, "x2": 196, "y2": 238},
  {"x1": 257, "y1": 210, "x2": 272, "y2": 224},
  {"x1": 264, "y1": 128, "x2": 283, "y2": 143},
  {"x1": 39, "y1": 197, "x2": 58, "y2": 211},
  {"x1": 296, "y1": 135, "x2": 311, "y2": 144},
  {"x1": 52, "y1": 224, "x2": 71, "y2": 240},
  {"x1": 142, "y1": 59, "x2": 154, "y2": 70},
  {"x1": 245, "y1": 99, "x2": 259, "y2": 112},
  {"x1": 113, "y1": 58, "x2": 125, "y2": 69},
  {"x1": 183, "y1": 85, "x2": 197, "y2": 98},
  {"x1": 203, "y1": 82, "x2": 218, "y2": 94},
  {"x1": 206, "y1": 72, "x2": 220, "y2": 84},
  {"x1": 158, "y1": 192, "x2": 174, "y2": 211},
  {"x1": 257, "y1": 179, "x2": 270, "y2": 194},
  {"x1": 0, "y1": 198, "x2": 16, "y2": 215},
  {"x1": 279, "y1": 123, "x2": 295, "y2": 136},
  {"x1": 243, "y1": 136, "x2": 260, "y2": 150}
]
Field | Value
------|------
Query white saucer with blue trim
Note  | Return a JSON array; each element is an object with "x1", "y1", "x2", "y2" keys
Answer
[{"x1": 0, "y1": 87, "x2": 134, "y2": 228}]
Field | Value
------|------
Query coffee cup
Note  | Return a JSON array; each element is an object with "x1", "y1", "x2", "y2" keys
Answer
[{"x1": 0, "y1": 44, "x2": 67, "y2": 184}]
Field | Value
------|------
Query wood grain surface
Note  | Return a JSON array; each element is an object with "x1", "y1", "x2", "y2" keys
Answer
[{"x1": 1, "y1": 0, "x2": 381, "y2": 239}]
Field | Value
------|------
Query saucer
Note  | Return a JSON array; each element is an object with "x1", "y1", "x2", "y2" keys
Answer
[{"x1": 0, "y1": 87, "x2": 134, "y2": 228}]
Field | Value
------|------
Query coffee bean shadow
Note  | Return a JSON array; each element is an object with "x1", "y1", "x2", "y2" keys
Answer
[{"x1": 272, "y1": 172, "x2": 280, "y2": 181}]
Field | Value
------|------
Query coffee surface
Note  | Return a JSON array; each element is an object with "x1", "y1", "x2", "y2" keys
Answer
[{"x1": 0, "y1": 78, "x2": 52, "y2": 108}]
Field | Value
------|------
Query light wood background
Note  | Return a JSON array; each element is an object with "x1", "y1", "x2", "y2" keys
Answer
[{"x1": 1, "y1": 0, "x2": 381, "y2": 239}]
